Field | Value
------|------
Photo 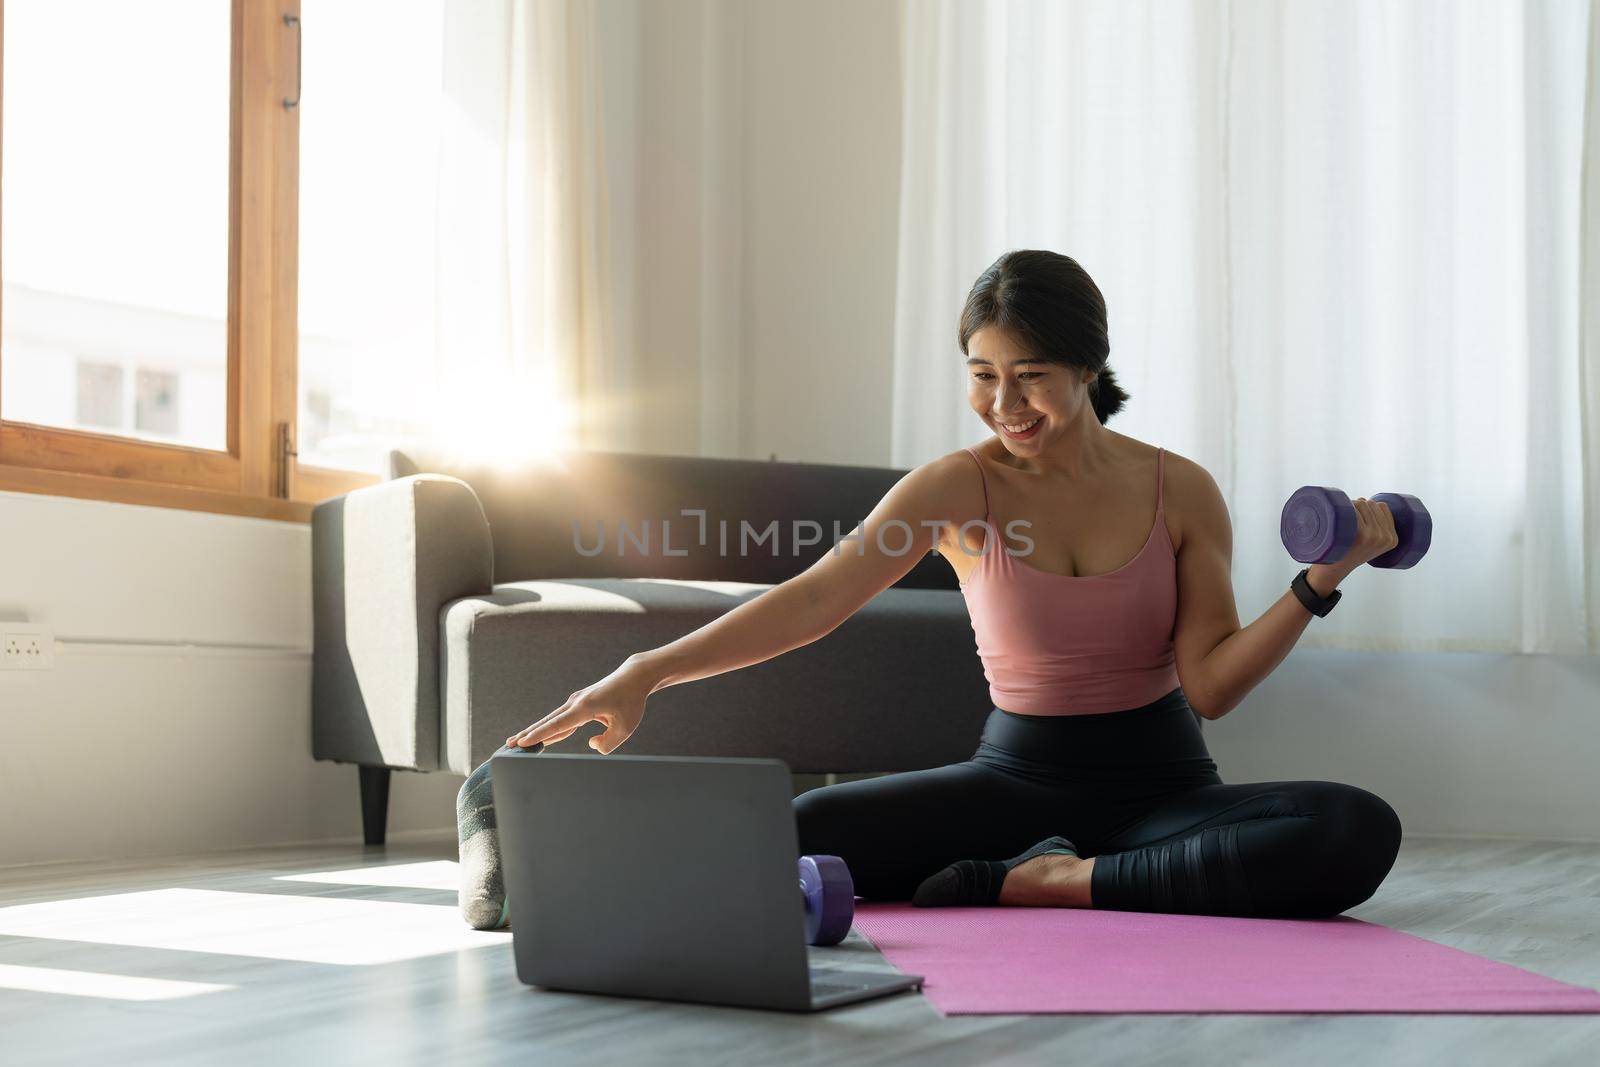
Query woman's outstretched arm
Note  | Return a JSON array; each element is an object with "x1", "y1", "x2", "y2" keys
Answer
[
  {"x1": 508, "y1": 454, "x2": 973, "y2": 753},
  {"x1": 630, "y1": 456, "x2": 967, "y2": 694}
]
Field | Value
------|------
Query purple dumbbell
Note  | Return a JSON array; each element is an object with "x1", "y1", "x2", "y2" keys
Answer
[
  {"x1": 1280, "y1": 486, "x2": 1431, "y2": 569},
  {"x1": 799, "y1": 854, "x2": 854, "y2": 946}
]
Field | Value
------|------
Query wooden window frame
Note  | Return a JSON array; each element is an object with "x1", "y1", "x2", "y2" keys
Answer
[{"x1": 0, "y1": 0, "x2": 379, "y2": 522}]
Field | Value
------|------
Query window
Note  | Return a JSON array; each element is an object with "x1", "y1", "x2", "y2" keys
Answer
[
  {"x1": 295, "y1": 0, "x2": 442, "y2": 478},
  {"x1": 0, "y1": 0, "x2": 379, "y2": 521},
  {"x1": 2, "y1": 0, "x2": 229, "y2": 450}
]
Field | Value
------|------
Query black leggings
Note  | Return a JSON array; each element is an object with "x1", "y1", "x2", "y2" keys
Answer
[{"x1": 793, "y1": 687, "x2": 1402, "y2": 919}]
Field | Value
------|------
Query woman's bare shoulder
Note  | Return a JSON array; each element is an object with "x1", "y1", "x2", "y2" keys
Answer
[
  {"x1": 909, "y1": 443, "x2": 991, "y2": 480},
  {"x1": 921, "y1": 445, "x2": 989, "y2": 497},
  {"x1": 1154, "y1": 447, "x2": 1229, "y2": 552},
  {"x1": 902, "y1": 447, "x2": 990, "y2": 549},
  {"x1": 1156, "y1": 446, "x2": 1223, "y2": 495}
]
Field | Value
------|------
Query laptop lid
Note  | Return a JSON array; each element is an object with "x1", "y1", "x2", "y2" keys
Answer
[{"x1": 492, "y1": 750, "x2": 816, "y2": 1011}]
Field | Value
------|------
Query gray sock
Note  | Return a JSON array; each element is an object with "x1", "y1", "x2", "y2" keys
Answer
[
  {"x1": 456, "y1": 757, "x2": 510, "y2": 930},
  {"x1": 912, "y1": 835, "x2": 1080, "y2": 907}
]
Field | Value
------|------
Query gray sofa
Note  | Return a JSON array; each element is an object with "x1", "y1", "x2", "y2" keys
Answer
[{"x1": 311, "y1": 447, "x2": 993, "y2": 844}]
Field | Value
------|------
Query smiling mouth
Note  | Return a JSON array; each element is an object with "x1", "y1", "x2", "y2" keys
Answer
[{"x1": 996, "y1": 415, "x2": 1042, "y2": 433}]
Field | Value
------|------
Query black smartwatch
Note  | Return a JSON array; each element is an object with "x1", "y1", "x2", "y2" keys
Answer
[{"x1": 1290, "y1": 567, "x2": 1341, "y2": 617}]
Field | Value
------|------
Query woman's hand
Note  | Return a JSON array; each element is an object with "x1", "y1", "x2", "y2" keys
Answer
[
  {"x1": 1342, "y1": 497, "x2": 1400, "y2": 567},
  {"x1": 505, "y1": 656, "x2": 658, "y2": 755}
]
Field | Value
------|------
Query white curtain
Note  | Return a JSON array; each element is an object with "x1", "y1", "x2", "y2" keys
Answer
[
  {"x1": 894, "y1": 0, "x2": 1599, "y2": 655},
  {"x1": 429, "y1": 0, "x2": 620, "y2": 459}
]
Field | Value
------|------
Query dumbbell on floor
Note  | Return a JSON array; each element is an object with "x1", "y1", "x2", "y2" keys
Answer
[
  {"x1": 1280, "y1": 486, "x2": 1432, "y2": 569},
  {"x1": 799, "y1": 854, "x2": 854, "y2": 946}
]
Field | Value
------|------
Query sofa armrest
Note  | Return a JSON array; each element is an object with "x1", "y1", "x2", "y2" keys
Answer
[{"x1": 313, "y1": 474, "x2": 494, "y2": 771}]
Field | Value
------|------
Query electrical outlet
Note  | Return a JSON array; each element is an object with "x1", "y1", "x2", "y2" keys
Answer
[{"x1": 1, "y1": 625, "x2": 55, "y2": 670}]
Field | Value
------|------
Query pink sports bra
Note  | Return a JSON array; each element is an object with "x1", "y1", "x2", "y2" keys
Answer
[{"x1": 957, "y1": 445, "x2": 1181, "y2": 716}]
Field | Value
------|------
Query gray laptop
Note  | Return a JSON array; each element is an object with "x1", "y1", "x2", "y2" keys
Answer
[{"x1": 491, "y1": 748, "x2": 924, "y2": 1012}]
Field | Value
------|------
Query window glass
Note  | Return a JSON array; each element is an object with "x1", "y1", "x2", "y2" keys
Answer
[
  {"x1": 1, "y1": 0, "x2": 229, "y2": 450},
  {"x1": 296, "y1": 0, "x2": 444, "y2": 475}
]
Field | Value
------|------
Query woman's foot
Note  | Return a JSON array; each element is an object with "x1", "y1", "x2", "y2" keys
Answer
[
  {"x1": 912, "y1": 835, "x2": 1092, "y2": 908},
  {"x1": 456, "y1": 758, "x2": 511, "y2": 930},
  {"x1": 997, "y1": 851, "x2": 1094, "y2": 907}
]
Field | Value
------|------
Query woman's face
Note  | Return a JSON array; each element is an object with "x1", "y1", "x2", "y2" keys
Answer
[{"x1": 965, "y1": 326, "x2": 1095, "y2": 449}]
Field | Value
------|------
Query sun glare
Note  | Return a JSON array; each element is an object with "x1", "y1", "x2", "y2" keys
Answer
[
  {"x1": 0, "y1": 888, "x2": 502, "y2": 966},
  {"x1": 274, "y1": 860, "x2": 460, "y2": 891},
  {"x1": 0, "y1": 963, "x2": 233, "y2": 1001}
]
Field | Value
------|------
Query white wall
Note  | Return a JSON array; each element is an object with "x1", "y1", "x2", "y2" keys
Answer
[
  {"x1": 0, "y1": 490, "x2": 463, "y2": 867},
  {"x1": 1, "y1": 0, "x2": 1596, "y2": 868}
]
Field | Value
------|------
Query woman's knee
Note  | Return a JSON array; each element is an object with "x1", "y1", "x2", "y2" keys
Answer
[
  {"x1": 1300, "y1": 782, "x2": 1404, "y2": 914},
  {"x1": 1286, "y1": 781, "x2": 1400, "y2": 847},
  {"x1": 792, "y1": 783, "x2": 857, "y2": 856},
  {"x1": 1322, "y1": 784, "x2": 1402, "y2": 863}
]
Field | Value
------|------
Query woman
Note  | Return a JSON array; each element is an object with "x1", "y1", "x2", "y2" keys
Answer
[{"x1": 461, "y1": 249, "x2": 1403, "y2": 930}]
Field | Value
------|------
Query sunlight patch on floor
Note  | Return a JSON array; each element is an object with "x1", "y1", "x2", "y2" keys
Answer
[
  {"x1": 0, "y1": 888, "x2": 503, "y2": 966},
  {"x1": 273, "y1": 859, "x2": 460, "y2": 891},
  {"x1": 0, "y1": 962, "x2": 234, "y2": 1001}
]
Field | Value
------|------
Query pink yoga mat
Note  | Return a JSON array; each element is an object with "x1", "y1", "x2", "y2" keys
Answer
[{"x1": 851, "y1": 904, "x2": 1600, "y2": 1015}]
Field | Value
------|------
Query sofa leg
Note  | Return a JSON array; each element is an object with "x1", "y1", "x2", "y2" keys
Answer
[{"x1": 359, "y1": 766, "x2": 391, "y2": 846}]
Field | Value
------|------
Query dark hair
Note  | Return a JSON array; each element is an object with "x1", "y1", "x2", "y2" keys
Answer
[{"x1": 957, "y1": 249, "x2": 1129, "y2": 424}]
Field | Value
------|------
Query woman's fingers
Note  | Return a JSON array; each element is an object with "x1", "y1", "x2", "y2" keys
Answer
[
  {"x1": 1376, "y1": 500, "x2": 1397, "y2": 545},
  {"x1": 507, "y1": 725, "x2": 574, "y2": 750},
  {"x1": 509, "y1": 717, "x2": 559, "y2": 747},
  {"x1": 1348, "y1": 498, "x2": 1399, "y2": 562},
  {"x1": 503, "y1": 676, "x2": 639, "y2": 755},
  {"x1": 507, "y1": 696, "x2": 581, "y2": 746},
  {"x1": 507, "y1": 708, "x2": 559, "y2": 747},
  {"x1": 507, "y1": 705, "x2": 589, "y2": 749},
  {"x1": 505, "y1": 690, "x2": 588, "y2": 746}
]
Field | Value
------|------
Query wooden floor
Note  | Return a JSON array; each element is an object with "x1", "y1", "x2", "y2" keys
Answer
[{"x1": 2, "y1": 833, "x2": 1598, "y2": 1067}]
